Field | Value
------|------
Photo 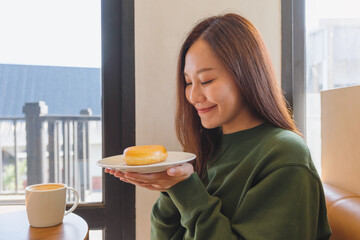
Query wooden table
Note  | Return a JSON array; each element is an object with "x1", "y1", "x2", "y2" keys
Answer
[{"x1": 0, "y1": 210, "x2": 89, "y2": 240}]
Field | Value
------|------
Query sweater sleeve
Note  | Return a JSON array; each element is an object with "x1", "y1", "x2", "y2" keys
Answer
[
  {"x1": 150, "y1": 192, "x2": 185, "y2": 240},
  {"x1": 165, "y1": 166, "x2": 331, "y2": 240},
  {"x1": 167, "y1": 173, "x2": 241, "y2": 240}
]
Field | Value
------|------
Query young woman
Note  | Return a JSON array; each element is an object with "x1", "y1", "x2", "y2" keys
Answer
[{"x1": 106, "y1": 13, "x2": 331, "y2": 239}]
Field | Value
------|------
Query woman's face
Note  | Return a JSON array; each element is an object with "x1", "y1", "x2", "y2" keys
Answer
[{"x1": 184, "y1": 39, "x2": 257, "y2": 134}]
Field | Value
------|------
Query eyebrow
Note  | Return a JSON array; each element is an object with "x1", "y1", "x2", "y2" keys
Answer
[{"x1": 184, "y1": 67, "x2": 215, "y2": 77}]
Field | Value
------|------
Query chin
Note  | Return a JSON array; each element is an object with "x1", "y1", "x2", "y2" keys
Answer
[{"x1": 200, "y1": 121, "x2": 220, "y2": 130}]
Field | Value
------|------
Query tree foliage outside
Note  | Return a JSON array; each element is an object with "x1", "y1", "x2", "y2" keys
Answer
[{"x1": 2, "y1": 159, "x2": 27, "y2": 192}]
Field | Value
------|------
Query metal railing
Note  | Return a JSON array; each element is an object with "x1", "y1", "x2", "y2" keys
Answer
[{"x1": 0, "y1": 102, "x2": 101, "y2": 202}]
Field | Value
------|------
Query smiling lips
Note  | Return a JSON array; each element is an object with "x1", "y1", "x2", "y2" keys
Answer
[{"x1": 196, "y1": 105, "x2": 216, "y2": 114}]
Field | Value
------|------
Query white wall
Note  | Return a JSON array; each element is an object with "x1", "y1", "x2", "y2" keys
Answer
[
  {"x1": 135, "y1": 1, "x2": 281, "y2": 239},
  {"x1": 321, "y1": 85, "x2": 360, "y2": 195}
]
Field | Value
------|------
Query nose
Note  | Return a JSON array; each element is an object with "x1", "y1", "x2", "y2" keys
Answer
[{"x1": 186, "y1": 83, "x2": 206, "y2": 104}]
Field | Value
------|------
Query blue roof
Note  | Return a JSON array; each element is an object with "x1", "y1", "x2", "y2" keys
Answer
[{"x1": 0, "y1": 64, "x2": 101, "y2": 116}]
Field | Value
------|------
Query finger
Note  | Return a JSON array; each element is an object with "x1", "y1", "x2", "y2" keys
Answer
[
  {"x1": 118, "y1": 177, "x2": 145, "y2": 186},
  {"x1": 124, "y1": 172, "x2": 167, "y2": 183},
  {"x1": 123, "y1": 178, "x2": 149, "y2": 186},
  {"x1": 114, "y1": 171, "x2": 125, "y2": 178},
  {"x1": 104, "y1": 168, "x2": 111, "y2": 173},
  {"x1": 119, "y1": 178, "x2": 131, "y2": 184},
  {"x1": 121, "y1": 177, "x2": 170, "y2": 192},
  {"x1": 167, "y1": 163, "x2": 194, "y2": 177}
]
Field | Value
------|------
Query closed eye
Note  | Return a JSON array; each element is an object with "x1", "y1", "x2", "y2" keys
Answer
[
  {"x1": 185, "y1": 82, "x2": 192, "y2": 86},
  {"x1": 201, "y1": 79, "x2": 214, "y2": 85}
]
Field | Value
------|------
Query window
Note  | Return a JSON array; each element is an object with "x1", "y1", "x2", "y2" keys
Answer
[
  {"x1": 305, "y1": 0, "x2": 360, "y2": 173},
  {"x1": 0, "y1": 0, "x2": 102, "y2": 204},
  {"x1": 282, "y1": 0, "x2": 360, "y2": 175},
  {"x1": 0, "y1": 0, "x2": 136, "y2": 239}
]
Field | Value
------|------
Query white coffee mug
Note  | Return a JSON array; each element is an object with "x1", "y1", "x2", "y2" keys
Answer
[{"x1": 25, "y1": 183, "x2": 79, "y2": 228}]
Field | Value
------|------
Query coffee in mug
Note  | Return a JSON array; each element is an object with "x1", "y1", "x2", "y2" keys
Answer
[{"x1": 25, "y1": 183, "x2": 79, "y2": 228}]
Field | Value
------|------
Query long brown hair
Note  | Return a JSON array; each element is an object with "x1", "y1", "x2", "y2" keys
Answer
[{"x1": 175, "y1": 13, "x2": 300, "y2": 179}]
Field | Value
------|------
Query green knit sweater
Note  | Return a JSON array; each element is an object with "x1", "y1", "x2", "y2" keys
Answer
[{"x1": 151, "y1": 123, "x2": 332, "y2": 240}]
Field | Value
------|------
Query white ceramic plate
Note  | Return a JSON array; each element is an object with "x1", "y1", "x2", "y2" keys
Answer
[{"x1": 97, "y1": 151, "x2": 196, "y2": 173}]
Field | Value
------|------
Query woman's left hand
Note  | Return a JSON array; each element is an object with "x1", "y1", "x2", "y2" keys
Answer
[{"x1": 105, "y1": 163, "x2": 194, "y2": 192}]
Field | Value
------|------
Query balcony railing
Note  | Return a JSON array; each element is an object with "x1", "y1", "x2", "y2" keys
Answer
[
  {"x1": 0, "y1": 116, "x2": 25, "y2": 195},
  {"x1": 0, "y1": 102, "x2": 101, "y2": 202}
]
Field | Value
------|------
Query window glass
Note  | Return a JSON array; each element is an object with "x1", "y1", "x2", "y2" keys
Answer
[
  {"x1": 306, "y1": 0, "x2": 360, "y2": 173},
  {"x1": 0, "y1": 0, "x2": 102, "y2": 204}
]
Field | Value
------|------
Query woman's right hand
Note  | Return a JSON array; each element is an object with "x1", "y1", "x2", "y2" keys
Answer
[{"x1": 104, "y1": 163, "x2": 194, "y2": 192}]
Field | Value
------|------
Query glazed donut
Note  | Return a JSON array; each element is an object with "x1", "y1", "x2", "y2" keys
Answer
[{"x1": 123, "y1": 145, "x2": 168, "y2": 166}]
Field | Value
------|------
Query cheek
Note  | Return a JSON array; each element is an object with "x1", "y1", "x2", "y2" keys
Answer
[{"x1": 217, "y1": 87, "x2": 241, "y2": 109}]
